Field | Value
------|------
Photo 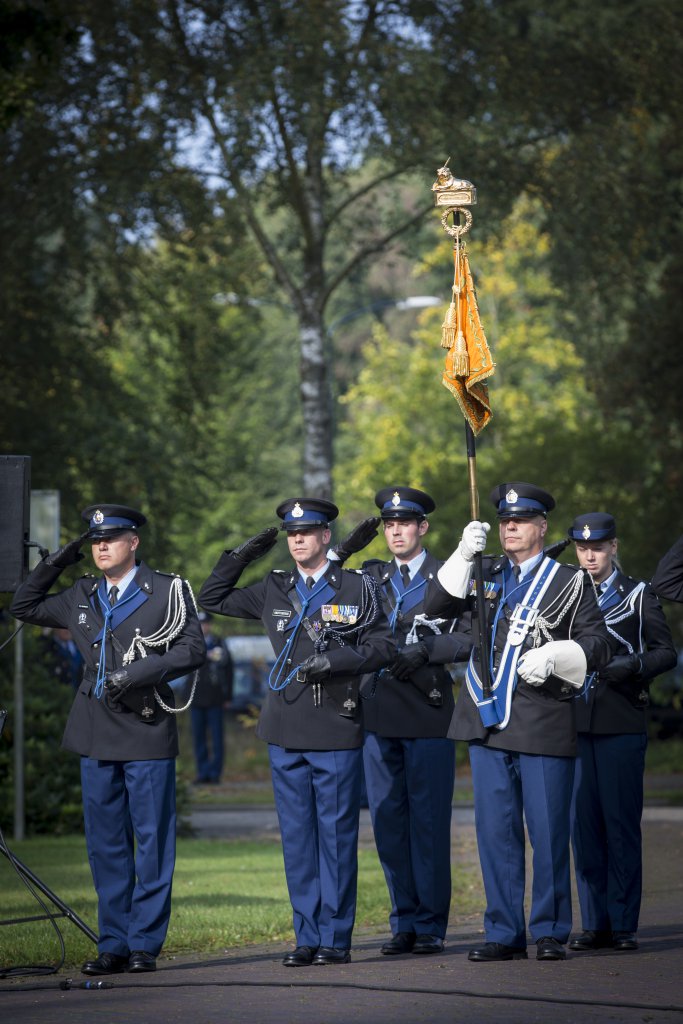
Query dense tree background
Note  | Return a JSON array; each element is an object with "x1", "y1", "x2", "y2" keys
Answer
[{"x1": 1, "y1": 0, "x2": 682, "y2": 594}]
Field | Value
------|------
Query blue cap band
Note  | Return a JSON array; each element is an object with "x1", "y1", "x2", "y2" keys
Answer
[
  {"x1": 91, "y1": 515, "x2": 138, "y2": 529},
  {"x1": 499, "y1": 497, "x2": 547, "y2": 514},
  {"x1": 382, "y1": 498, "x2": 425, "y2": 514}
]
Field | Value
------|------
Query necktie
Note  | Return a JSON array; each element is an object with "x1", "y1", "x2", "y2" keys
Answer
[
  {"x1": 109, "y1": 585, "x2": 119, "y2": 607},
  {"x1": 400, "y1": 564, "x2": 411, "y2": 589},
  {"x1": 305, "y1": 576, "x2": 314, "y2": 590},
  {"x1": 512, "y1": 565, "x2": 521, "y2": 584}
]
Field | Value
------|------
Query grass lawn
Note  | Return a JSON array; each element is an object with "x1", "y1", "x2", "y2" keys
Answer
[{"x1": 1, "y1": 835, "x2": 483, "y2": 971}]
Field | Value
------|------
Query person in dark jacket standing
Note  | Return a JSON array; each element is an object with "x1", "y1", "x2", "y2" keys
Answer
[
  {"x1": 190, "y1": 612, "x2": 234, "y2": 784},
  {"x1": 10, "y1": 504, "x2": 206, "y2": 976},
  {"x1": 566, "y1": 513, "x2": 677, "y2": 953},
  {"x1": 198, "y1": 498, "x2": 395, "y2": 967},
  {"x1": 425, "y1": 482, "x2": 612, "y2": 962},
  {"x1": 335, "y1": 487, "x2": 470, "y2": 956},
  {"x1": 652, "y1": 533, "x2": 683, "y2": 602}
]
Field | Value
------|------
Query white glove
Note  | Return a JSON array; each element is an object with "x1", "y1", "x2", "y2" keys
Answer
[
  {"x1": 458, "y1": 520, "x2": 490, "y2": 562},
  {"x1": 518, "y1": 640, "x2": 587, "y2": 689}
]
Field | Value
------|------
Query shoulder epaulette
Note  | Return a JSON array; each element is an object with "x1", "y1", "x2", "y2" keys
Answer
[
  {"x1": 272, "y1": 569, "x2": 288, "y2": 575},
  {"x1": 361, "y1": 558, "x2": 387, "y2": 568},
  {"x1": 154, "y1": 569, "x2": 179, "y2": 578}
]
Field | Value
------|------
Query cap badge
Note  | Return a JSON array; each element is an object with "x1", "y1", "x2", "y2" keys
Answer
[
  {"x1": 93, "y1": 510, "x2": 104, "y2": 525},
  {"x1": 506, "y1": 488, "x2": 518, "y2": 504},
  {"x1": 392, "y1": 492, "x2": 401, "y2": 506},
  {"x1": 582, "y1": 524, "x2": 592, "y2": 540},
  {"x1": 292, "y1": 502, "x2": 304, "y2": 519}
]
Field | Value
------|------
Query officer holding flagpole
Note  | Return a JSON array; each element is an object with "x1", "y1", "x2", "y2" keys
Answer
[{"x1": 426, "y1": 482, "x2": 611, "y2": 962}]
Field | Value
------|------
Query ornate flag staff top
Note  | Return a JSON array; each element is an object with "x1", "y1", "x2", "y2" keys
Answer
[{"x1": 432, "y1": 160, "x2": 495, "y2": 696}]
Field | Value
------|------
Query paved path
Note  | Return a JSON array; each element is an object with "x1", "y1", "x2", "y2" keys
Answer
[{"x1": 3, "y1": 803, "x2": 683, "y2": 1023}]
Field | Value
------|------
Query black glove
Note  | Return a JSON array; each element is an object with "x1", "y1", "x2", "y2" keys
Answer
[
  {"x1": 544, "y1": 538, "x2": 570, "y2": 560},
  {"x1": 45, "y1": 534, "x2": 88, "y2": 569},
  {"x1": 104, "y1": 668, "x2": 134, "y2": 703},
  {"x1": 232, "y1": 527, "x2": 279, "y2": 564},
  {"x1": 296, "y1": 654, "x2": 331, "y2": 683},
  {"x1": 331, "y1": 517, "x2": 381, "y2": 564},
  {"x1": 600, "y1": 654, "x2": 641, "y2": 685},
  {"x1": 391, "y1": 642, "x2": 429, "y2": 680}
]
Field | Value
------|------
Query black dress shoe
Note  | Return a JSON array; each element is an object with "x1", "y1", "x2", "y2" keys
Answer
[
  {"x1": 282, "y1": 945, "x2": 317, "y2": 967},
  {"x1": 612, "y1": 931, "x2": 638, "y2": 951},
  {"x1": 412, "y1": 934, "x2": 445, "y2": 955},
  {"x1": 468, "y1": 942, "x2": 528, "y2": 962},
  {"x1": 312, "y1": 946, "x2": 351, "y2": 965},
  {"x1": 128, "y1": 950, "x2": 157, "y2": 972},
  {"x1": 81, "y1": 951, "x2": 129, "y2": 976},
  {"x1": 381, "y1": 932, "x2": 416, "y2": 955},
  {"x1": 568, "y1": 929, "x2": 613, "y2": 951},
  {"x1": 536, "y1": 937, "x2": 566, "y2": 961}
]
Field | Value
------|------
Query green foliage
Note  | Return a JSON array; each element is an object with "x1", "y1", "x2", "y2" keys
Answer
[
  {"x1": 0, "y1": 628, "x2": 83, "y2": 835},
  {"x1": 0, "y1": 832, "x2": 483, "y2": 967}
]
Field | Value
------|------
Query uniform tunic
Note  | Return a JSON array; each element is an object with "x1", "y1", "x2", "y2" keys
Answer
[
  {"x1": 360, "y1": 551, "x2": 470, "y2": 939},
  {"x1": 571, "y1": 571, "x2": 676, "y2": 933},
  {"x1": 426, "y1": 553, "x2": 611, "y2": 948},
  {"x1": 10, "y1": 558, "x2": 206, "y2": 956},
  {"x1": 198, "y1": 550, "x2": 396, "y2": 949}
]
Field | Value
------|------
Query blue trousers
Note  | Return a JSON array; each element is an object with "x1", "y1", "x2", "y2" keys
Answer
[
  {"x1": 363, "y1": 732, "x2": 454, "y2": 938},
  {"x1": 570, "y1": 732, "x2": 647, "y2": 932},
  {"x1": 191, "y1": 705, "x2": 224, "y2": 781},
  {"x1": 80, "y1": 757, "x2": 176, "y2": 956},
  {"x1": 469, "y1": 743, "x2": 575, "y2": 947},
  {"x1": 269, "y1": 744, "x2": 362, "y2": 949}
]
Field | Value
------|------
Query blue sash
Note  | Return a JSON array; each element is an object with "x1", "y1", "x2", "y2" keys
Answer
[
  {"x1": 268, "y1": 576, "x2": 336, "y2": 691},
  {"x1": 388, "y1": 571, "x2": 426, "y2": 632},
  {"x1": 466, "y1": 557, "x2": 561, "y2": 729},
  {"x1": 92, "y1": 579, "x2": 145, "y2": 698}
]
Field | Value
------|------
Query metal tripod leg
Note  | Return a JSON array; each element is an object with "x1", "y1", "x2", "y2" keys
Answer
[{"x1": 0, "y1": 835, "x2": 97, "y2": 944}]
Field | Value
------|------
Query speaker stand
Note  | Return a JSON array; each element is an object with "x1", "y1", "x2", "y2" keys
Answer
[{"x1": 0, "y1": 834, "x2": 97, "y2": 944}]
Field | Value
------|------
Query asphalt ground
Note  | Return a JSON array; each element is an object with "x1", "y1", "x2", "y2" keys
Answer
[{"x1": 2, "y1": 798, "x2": 683, "y2": 1023}]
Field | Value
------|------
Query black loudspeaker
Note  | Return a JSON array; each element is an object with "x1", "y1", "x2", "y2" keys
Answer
[{"x1": 0, "y1": 455, "x2": 31, "y2": 592}]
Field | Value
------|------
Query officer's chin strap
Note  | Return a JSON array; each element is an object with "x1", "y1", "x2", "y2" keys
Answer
[{"x1": 121, "y1": 577, "x2": 200, "y2": 714}]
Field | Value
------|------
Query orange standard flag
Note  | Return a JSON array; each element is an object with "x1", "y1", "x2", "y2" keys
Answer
[{"x1": 440, "y1": 243, "x2": 494, "y2": 435}]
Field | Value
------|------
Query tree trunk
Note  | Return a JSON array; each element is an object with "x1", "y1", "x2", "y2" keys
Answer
[{"x1": 299, "y1": 315, "x2": 333, "y2": 498}]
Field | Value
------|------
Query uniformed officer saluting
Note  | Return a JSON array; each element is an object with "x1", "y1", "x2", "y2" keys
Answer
[
  {"x1": 425, "y1": 482, "x2": 611, "y2": 962},
  {"x1": 567, "y1": 513, "x2": 676, "y2": 953},
  {"x1": 198, "y1": 498, "x2": 395, "y2": 967},
  {"x1": 335, "y1": 486, "x2": 470, "y2": 956},
  {"x1": 10, "y1": 504, "x2": 206, "y2": 976}
]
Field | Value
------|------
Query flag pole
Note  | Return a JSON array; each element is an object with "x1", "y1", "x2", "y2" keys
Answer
[
  {"x1": 465, "y1": 418, "x2": 492, "y2": 699},
  {"x1": 432, "y1": 170, "x2": 494, "y2": 699}
]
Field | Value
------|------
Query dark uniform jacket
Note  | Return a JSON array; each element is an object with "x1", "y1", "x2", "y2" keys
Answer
[
  {"x1": 10, "y1": 559, "x2": 206, "y2": 760},
  {"x1": 425, "y1": 554, "x2": 612, "y2": 757},
  {"x1": 198, "y1": 552, "x2": 396, "y2": 750},
  {"x1": 193, "y1": 636, "x2": 233, "y2": 709},
  {"x1": 652, "y1": 534, "x2": 683, "y2": 603},
  {"x1": 576, "y1": 571, "x2": 677, "y2": 734},
  {"x1": 360, "y1": 551, "x2": 471, "y2": 738}
]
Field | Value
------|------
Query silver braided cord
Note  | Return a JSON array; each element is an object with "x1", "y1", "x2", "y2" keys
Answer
[
  {"x1": 122, "y1": 576, "x2": 199, "y2": 714},
  {"x1": 405, "y1": 613, "x2": 448, "y2": 645},
  {"x1": 603, "y1": 582, "x2": 646, "y2": 655},
  {"x1": 529, "y1": 570, "x2": 585, "y2": 648}
]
